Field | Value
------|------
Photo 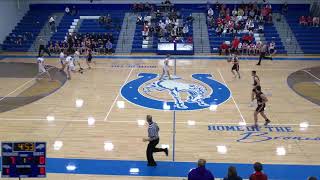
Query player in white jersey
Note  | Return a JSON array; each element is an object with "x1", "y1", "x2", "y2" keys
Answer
[
  {"x1": 159, "y1": 54, "x2": 172, "y2": 80},
  {"x1": 37, "y1": 54, "x2": 53, "y2": 81},
  {"x1": 59, "y1": 50, "x2": 65, "y2": 71},
  {"x1": 74, "y1": 49, "x2": 84, "y2": 73},
  {"x1": 65, "y1": 55, "x2": 76, "y2": 80}
]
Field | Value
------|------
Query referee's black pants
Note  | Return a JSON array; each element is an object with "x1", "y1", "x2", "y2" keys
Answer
[
  {"x1": 257, "y1": 52, "x2": 272, "y2": 65},
  {"x1": 146, "y1": 138, "x2": 165, "y2": 166},
  {"x1": 38, "y1": 45, "x2": 51, "y2": 57}
]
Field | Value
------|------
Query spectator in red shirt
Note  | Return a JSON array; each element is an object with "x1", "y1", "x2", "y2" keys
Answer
[
  {"x1": 299, "y1": 16, "x2": 307, "y2": 26},
  {"x1": 219, "y1": 41, "x2": 230, "y2": 55},
  {"x1": 231, "y1": 37, "x2": 240, "y2": 52},
  {"x1": 249, "y1": 162, "x2": 268, "y2": 180}
]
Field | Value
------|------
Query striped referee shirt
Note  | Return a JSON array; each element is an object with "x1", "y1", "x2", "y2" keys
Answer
[{"x1": 148, "y1": 122, "x2": 160, "y2": 141}]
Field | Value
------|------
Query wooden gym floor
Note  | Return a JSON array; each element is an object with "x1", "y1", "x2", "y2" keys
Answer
[{"x1": 0, "y1": 56, "x2": 319, "y2": 179}]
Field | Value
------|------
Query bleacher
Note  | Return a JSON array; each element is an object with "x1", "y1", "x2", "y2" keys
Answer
[
  {"x1": 207, "y1": 4, "x2": 286, "y2": 54},
  {"x1": 285, "y1": 4, "x2": 320, "y2": 54},
  {"x1": 2, "y1": 8, "x2": 55, "y2": 52}
]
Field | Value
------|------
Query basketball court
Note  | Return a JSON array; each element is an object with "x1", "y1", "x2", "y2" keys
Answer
[{"x1": 0, "y1": 55, "x2": 319, "y2": 179}]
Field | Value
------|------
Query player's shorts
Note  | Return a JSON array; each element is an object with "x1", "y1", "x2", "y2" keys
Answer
[
  {"x1": 252, "y1": 85, "x2": 261, "y2": 92},
  {"x1": 87, "y1": 57, "x2": 92, "y2": 62},
  {"x1": 38, "y1": 65, "x2": 46, "y2": 73},
  {"x1": 269, "y1": 49, "x2": 275, "y2": 54},
  {"x1": 256, "y1": 104, "x2": 266, "y2": 112},
  {"x1": 232, "y1": 64, "x2": 239, "y2": 71},
  {"x1": 68, "y1": 65, "x2": 75, "y2": 71},
  {"x1": 60, "y1": 59, "x2": 64, "y2": 65}
]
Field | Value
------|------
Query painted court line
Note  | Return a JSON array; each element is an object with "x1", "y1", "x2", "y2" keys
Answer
[
  {"x1": 103, "y1": 68, "x2": 134, "y2": 121},
  {"x1": 0, "y1": 66, "x2": 55, "y2": 102},
  {"x1": 1, "y1": 117, "x2": 319, "y2": 127},
  {"x1": 303, "y1": 70, "x2": 320, "y2": 81},
  {"x1": 217, "y1": 69, "x2": 246, "y2": 124}
]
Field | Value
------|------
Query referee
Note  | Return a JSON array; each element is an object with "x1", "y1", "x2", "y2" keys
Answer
[
  {"x1": 257, "y1": 43, "x2": 272, "y2": 65},
  {"x1": 143, "y1": 115, "x2": 168, "y2": 166}
]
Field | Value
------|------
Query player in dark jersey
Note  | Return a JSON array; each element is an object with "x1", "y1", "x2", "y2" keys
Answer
[
  {"x1": 254, "y1": 86, "x2": 271, "y2": 127},
  {"x1": 86, "y1": 49, "x2": 94, "y2": 69},
  {"x1": 230, "y1": 54, "x2": 240, "y2": 79},
  {"x1": 250, "y1": 71, "x2": 261, "y2": 107}
]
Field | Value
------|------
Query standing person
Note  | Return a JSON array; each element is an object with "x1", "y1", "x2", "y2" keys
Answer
[
  {"x1": 249, "y1": 162, "x2": 268, "y2": 180},
  {"x1": 38, "y1": 38, "x2": 51, "y2": 57},
  {"x1": 188, "y1": 159, "x2": 215, "y2": 180},
  {"x1": 230, "y1": 54, "x2": 240, "y2": 79},
  {"x1": 65, "y1": 54, "x2": 76, "y2": 80},
  {"x1": 86, "y1": 49, "x2": 94, "y2": 69},
  {"x1": 223, "y1": 166, "x2": 242, "y2": 180},
  {"x1": 159, "y1": 54, "x2": 172, "y2": 80},
  {"x1": 142, "y1": 115, "x2": 168, "y2": 166},
  {"x1": 254, "y1": 86, "x2": 271, "y2": 127},
  {"x1": 37, "y1": 54, "x2": 53, "y2": 81},
  {"x1": 74, "y1": 49, "x2": 84, "y2": 73},
  {"x1": 250, "y1": 71, "x2": 260, "y2": 107},
  {"x1": 256, "y1": 43, "x2": 272, "y2": 65},
  {"x1": 59, "y1": 50, "x2": 65, "y2": 71}
]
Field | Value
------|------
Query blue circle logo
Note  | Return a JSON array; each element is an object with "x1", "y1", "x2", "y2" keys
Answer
[{"x1": 121, "y1": 73, "x2": 231, "y2": 111}]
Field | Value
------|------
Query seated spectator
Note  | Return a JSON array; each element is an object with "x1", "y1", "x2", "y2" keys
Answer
[
  {"x1": 65, "y1": 6, "x2": 70, "y2": 15},
  {"x1": 137, "y1": 15, "x2": 143, "y2": 25},
  {"x1": 307, "y1": 16, "x2": 313, "y2": 26},
  {"x1": 182, "y1": 24, "x2": 189, "y2": 37},
  {"x1": 249, "y1": 162, "x2": 268, "y2": 180},
  {"x1": 299, "y1": 16, "x2": 307, "y2": 26},
  {"x1": 313, "y1": 16, "x2": 319, "y2": 27},
  {"x1": 219, "y1": 41, "x2": 230, "y2": 55},
  {"x1": 187, "y1": 14, "x2": 194, "y2": 23},
  {"x1": 223, "y1": 166, "x2": 242, "y2": 180},
  {"x1": 105, "y1": 40, "x2": 112, "y2": 54},
  {"x1": 216, "y1": 25, "x2": 223, "y2": 37},
  {"x1": 208, "y1": 8, "x2": 214, "y2": 17},
  {"x1": 188, "y1": 159, "x2": 214, "y2": 180},
  {"x1": 71, "y1": 5, "x2": 77, "y2": 16},
  {"x1": 231, "y1": 37, "x2": 240, "y2": 52},
  {"x1": 232, "y1": 8, "x2": 238, "y2": 16}
]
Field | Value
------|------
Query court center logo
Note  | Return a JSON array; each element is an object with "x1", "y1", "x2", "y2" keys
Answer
[{"x1": 121, "y1": 73, "x2": 231, "y2": 111}]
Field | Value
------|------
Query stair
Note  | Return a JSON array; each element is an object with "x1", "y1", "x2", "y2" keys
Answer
[
  {"x1": 115, "y1": 13, "x2": 137, "y2": 54},
  {"x1": 29, "y1": 12, "x2": 64, "y2": 53},
  {"x1": 272, "y1": 13, "x2": 303, "y2": 55},
  {"x1": 192, "y1": 13, "x2": 211, "y2": 54}
]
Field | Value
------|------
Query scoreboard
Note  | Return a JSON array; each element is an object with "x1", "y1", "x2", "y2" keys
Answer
[{"x1": 1, "y1": 142, "x2": 46, "y2": 178}]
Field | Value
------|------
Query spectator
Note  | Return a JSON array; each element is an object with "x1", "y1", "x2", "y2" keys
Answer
[
  {"x1": 223, "y1": 166, "x2": 242, "y2": 180},
  {"x1": 208, "y1": 8, "x2": 214, "y2": 17},
  {"x1": 282, "y1": 1, "x2": 288, "y2": 15},
  {"x1": 231, "y1": 37, "x2": 240, "y2": 52},
  {"x1": 71, "y1": 5, "x2": 77, "y2": 16},
  {"x1": 105, "y1": 40, "x2": 113, "y2": 54},
  {"x1": 307, "y1": 16, "x2": 313, "y2": 26},
  {"x1": 182, "y1": 24, "x2": 189, "y2": 37},
  {"x1": 65, "y1": 6, "x2": 70, "y2": 15},
  {"x1": 49, "y1": 16, "x2": 56, "y2": 33},
  {"x1": 299, "y1": 16, "x2": 307, "y2": 26},
  {"x1": 313, "y1": 16, "x2": 319, "y2": 27},
  {"x1": 249, "y1": 162, "x2": 268, "y2": 180},
  {"x1": 219, "y1": 41, "x2": 230, "y2": 55},
  {"x1": 216, "y1": 25, "x2": 223, "y2": 37},
  {"x1": 188, "y1": 159, "x2": 214, "y2": 180}
]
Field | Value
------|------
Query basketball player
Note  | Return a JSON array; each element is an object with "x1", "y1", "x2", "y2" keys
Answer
[
  {"x1": 254, "y1": 86, "x2": 271, "y2": 127},
  {"x1": 250, "y1": 71, "x2": 260, "y2": 107},
  {"x1": 37, "y1": 54, "x2": 53, "y2": 81},
  {"x1": 74, "y1": 49, "x2": 84, "y2": 73},
  {"x1": 230, "y1": 54, "x2": 240, "y2": 79},
  {"x1": 65, "y1": 54, "x2": 76, "y2": 80},
  {"x1": 257, "y1": 43, "x2": 272, "y2": 65},
  {"x1": 159, "y1": 54, "x2": 172, "y2": 80},
  {"x1": 86, "y1": 49, "x2": 94, "y2": 69},
  {"x1": 59, "y1": 50, "x2": 65, "y2": 71}
]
